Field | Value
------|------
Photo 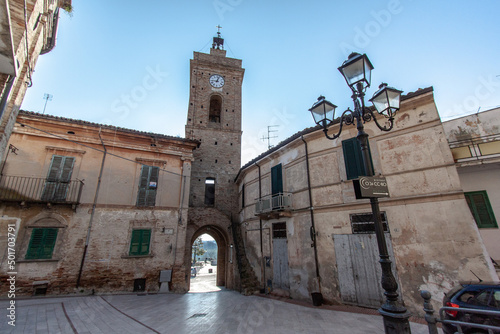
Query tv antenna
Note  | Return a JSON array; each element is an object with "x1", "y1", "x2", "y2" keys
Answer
[
  {"x1": 261, "y1": 125, "x2": 279, "y2": 150},
  {"x1": 42, "y1": 93, "x2": 53, "y2": 114}
]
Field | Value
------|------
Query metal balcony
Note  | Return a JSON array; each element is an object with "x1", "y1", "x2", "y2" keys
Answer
[
  {"x1": 255, "y1": 193, "x2": 292, "y2": 219},
  {"x1": 449, "y1": 133, "x2": 500, "y2": 162},
  {"x1": 0, "y1": 175, "x2": 84, "y2": 206}
]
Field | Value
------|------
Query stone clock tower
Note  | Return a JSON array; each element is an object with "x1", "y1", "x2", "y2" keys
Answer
[
  {"x1": 185, "y1": 33, "x2": 244, "y2": 216},
  {"x1": 182, "y1": 32, "x2": 244, "y2": 291}
]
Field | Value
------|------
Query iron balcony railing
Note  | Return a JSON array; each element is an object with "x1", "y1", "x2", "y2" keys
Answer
[
  {"x1": 0, "y1": 175, "x2": 84, "y2": 205},
  {"x1": 255, "y1": 192, "x2": 292, "y2": 214},
  {"x1": 448, "y1": 133, "x2": 500, "y2": 162}
]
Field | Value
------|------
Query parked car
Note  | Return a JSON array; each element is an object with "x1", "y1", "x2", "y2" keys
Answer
[
  {"x1": 442, "y1": 281, "x2": 500, "y2": 334},
  {"x1": 191, "y1": 267, "x2": 197, "y2": 278}
]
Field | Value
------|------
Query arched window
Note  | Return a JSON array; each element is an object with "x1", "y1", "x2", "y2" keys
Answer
[{"x1": 209, "y1": 95, "x2": 222, "y2": 123}]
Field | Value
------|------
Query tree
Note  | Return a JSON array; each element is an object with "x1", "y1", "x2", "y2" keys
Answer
[{"x1": 192, "y1": 237, "x2": 206, "y2": 264}]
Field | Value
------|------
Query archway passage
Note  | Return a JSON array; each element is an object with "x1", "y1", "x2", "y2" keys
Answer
[
  {"x1": 188, "y1": 225, "x2": 229, "y2": 292},
  {"x1": 189, "y1": 233, "x2": 220, "y2": 293}
]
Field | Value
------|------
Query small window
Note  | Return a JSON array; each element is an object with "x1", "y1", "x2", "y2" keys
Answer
[
  {"x1": 129, "y1": 229, "x2": 151, "y2": 256},
  {"x1": 342, "y1": 137, "x2": 373, "y2": 180},
  {"x1": 204, "y1": 178, "x2": 215, "y2": 206},
  {"x1": 241, "y1": 184, "x2": 245, "y2": 209},
  {"x1": 272, "y1": 222, "x2": 287, "y2": 239},
  {"x1": 137, "y1": 166, "x2": 159, "y2": 207},
  {"x1": 351, "y1": 212, "x2": 388, "y2": 234},
  {"x1": 465, "y1": 191, "x2": 497, "y2": 228},
  {"x1": 26, "y1": 228, "x2": 58, "y2": 259}
]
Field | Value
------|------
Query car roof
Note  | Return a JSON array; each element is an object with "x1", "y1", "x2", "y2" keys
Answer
[{"x1": 460, "y1": 281, "x2": 500, "y2": 287}]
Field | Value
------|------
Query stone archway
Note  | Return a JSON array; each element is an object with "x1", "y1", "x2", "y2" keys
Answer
[{"x1": 189, "y1": 225, "x2": 228, "y2": 288}]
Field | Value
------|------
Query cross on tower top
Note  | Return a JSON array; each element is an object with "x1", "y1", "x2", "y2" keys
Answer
[{"x1": 212, "y1": 25, "x2": 224, "y2": 50}]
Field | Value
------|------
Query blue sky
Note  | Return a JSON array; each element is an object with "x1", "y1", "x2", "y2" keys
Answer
[{"x1": 22, "y1": 1, "x2": 500, "y2": 165}]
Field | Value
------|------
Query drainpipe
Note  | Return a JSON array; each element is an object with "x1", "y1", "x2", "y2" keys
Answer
[
  {"x1": 254, "y1": 161, "x2": 265, "y2": 292},
  {"x1": 76, "y1": 127, "x2": 107, "y2": 288},
  {"x1": 301, "y1": 135, "x2": 322, "y2": 296}
]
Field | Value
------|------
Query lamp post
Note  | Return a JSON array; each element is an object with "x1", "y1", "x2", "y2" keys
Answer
[{"x1": 309, "y1": 52, "x2": 411, "y2": 333}]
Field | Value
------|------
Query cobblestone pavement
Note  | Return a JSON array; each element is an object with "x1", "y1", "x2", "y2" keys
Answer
[{"x1": 1, "y1": 290, "x2": 441, "y2": 334}]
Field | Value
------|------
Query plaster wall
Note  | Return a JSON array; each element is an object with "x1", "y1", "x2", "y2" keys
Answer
[{"x1": 236, "y1": 89, "x2": 497, "y2": 315}]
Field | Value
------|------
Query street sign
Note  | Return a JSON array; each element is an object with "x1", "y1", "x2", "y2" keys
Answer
[{"x1": 353, "y1": 176, "x2": 390, "y2": 199}]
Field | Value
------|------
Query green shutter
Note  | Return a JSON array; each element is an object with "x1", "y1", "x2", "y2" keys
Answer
[
  {"x1": 342, "y1": 138, "x2": 373, "y2": 180},
  {"x1": 129, "y1": 229, "x2": 151, "y2": 256},
  {"x1": 271, "y1": 164, "x2": 283, "y2": 195},
  {"x1": 26, "y1": 228, "x2": 58, "y2": 259},
  {"x1": 465, "y1": 191, "x2": 497, "y2": 228}
]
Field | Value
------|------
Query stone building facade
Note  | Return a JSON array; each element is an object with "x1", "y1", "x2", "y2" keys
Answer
[
  {"x1": 443, "y1": 107, "x2": 500, "y2": 266},
  {"x1": 0, "y1": 111, "x2": 197, "y2": 295},
  {"x1": 235, "y1": 87, "x2": 497, "y2": 314},
  {"x1": 183, "y1": 38, "x2": 245, "y2": 291},
  {"x1": 0, "y1": 0, "x2": 70, "y2": 164}
]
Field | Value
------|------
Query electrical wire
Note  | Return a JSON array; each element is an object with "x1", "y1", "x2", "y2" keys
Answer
[{"x1": 15, "y1": 121, "x2": 190, "y2": 178}]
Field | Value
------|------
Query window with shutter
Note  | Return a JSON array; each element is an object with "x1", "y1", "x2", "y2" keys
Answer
[
  {"x1": 465, "y1": 191, "x2": 497, "y2": 228},
  {"x1": 129, "y1": 229, "x2": 151, "y2": 256},
  {"x1": 271, "y1": 164, "x2": 283, "y2": 195},
  {"x1": 342, "y1": 138, "x2": 372, "y2": 180},
  {"x1": 42, "y1": 155, "x2": 75, "y2": 201},
  {"x1": 26, "y1": 228, "x2": 58, "y2": 259},
  {"x1": 137, "y1": 166, "x2": 159, "y2": 207}
]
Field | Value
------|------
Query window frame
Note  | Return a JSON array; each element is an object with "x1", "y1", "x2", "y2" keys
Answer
[
  {"x1": 129, "y1": 229, "x2": 152, "y2": 256},
  {"x1": 204, "y1": 177, "x2": 215, "y2": 206},
  {"x1": 464, "y1": 191, "x2": 498, "y2": 228}
]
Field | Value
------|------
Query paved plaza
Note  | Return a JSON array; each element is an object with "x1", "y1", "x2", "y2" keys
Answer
[{"x1": 0, "y1": 289, "x2": 441, "y2": 334}]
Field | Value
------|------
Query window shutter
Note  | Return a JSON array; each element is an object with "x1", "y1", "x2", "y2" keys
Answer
[
  {"x1": 43, "y1": 156, "x2": 75, "y2": 201},
  {"x1": 145, "y1": 167, "x2": 159, "y2": 206},
  {"x1": 47, "y1": 156, "x2": 63, "y2": 181},
  {"x1": 465, "y1": 191, "x2": 497, "y2": 228},
  {"x1": 271, "y1": 164, "x2": 283, "y2": 195},
  {"x1": 129, "y1": 229, "x2": 151, "y2": 256},
  {"x1": 26, "y1": 228, "x2": 58, "y2": 259},
  {"x1": 342, "y1": 138, "x2": 372, "y2": 180},
  {"x1": 59, "y1": 157, "x2": 75, "y2": 182},
  {"x1": 137, "y1": 166, "x2": 150, "y2": 206}
]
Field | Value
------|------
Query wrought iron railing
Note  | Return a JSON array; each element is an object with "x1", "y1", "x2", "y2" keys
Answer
[
  {"x1": 0, "y1": 175, "x2": 84, "y2": 205},
  {"x1": 448, "y1": 133, "x2": 500, "y2": 162},
  {"x1": 255, "y1": 192, "x2": 292, "y2": 214}
]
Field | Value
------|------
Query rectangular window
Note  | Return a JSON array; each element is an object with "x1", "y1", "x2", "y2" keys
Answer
[
  {"x1": 42, "y1": 155, "x2": 75, "y2": 201},
  {"x1": 342, "y1": 137, "x2": 372, "y2": 180},
  {"x1": 351, "y1": 212, "x2": 388, "y2": 234},
  {"x1": 272, "y1": 222, "x2": 287, "y2": 239},
  {"x1": 26, "y1": 228, "x2": 58, "y2": 259},
  {"x1": 241, "y1": 184, "x2": 245, "y2": 209},
  {"x1": 137, "y1": 165, "x2": 159, "y2": 207},
  {"x1": 129, "y1": 229, "x2": 151, "y2": 256},
  {"x1": 204, "y1": 178, "x2": 215, "y2": 206},
  {"x1": 271, "y1": 164, "x2": 283, "y2": 195},
  {"x1": 465, "y1": 191, "x2": 498, "y2": 228}
]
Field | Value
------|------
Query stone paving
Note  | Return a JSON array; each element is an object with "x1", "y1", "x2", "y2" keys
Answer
[{"x1": 0, "y1": 290, "x2": 441, "y2": 334}]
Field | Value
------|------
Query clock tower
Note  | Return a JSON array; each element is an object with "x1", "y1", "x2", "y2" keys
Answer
[{"x1": 185, "y1": 32, "x2": 244, "y2": 216}]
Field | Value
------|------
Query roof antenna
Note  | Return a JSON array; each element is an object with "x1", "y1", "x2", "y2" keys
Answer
[{"x1": 470, "y1": 270, "x2": 483, "y2": 282}]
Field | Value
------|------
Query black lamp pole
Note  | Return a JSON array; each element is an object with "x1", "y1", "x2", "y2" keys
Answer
[{"x1": 309, "y1": 53, "x2": 411, "y2": 333}]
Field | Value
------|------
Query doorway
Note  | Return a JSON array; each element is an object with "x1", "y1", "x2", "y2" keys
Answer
[
  {"x1": 189, "y1": 233, "x2": 221, "y2": 293},
  {"x1": 272, "y1": 222, "x2": 290, "y2": 291}
]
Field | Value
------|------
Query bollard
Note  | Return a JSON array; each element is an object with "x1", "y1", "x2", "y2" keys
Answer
[{"x1": 420, "y1": 290, "x2": 439, "y2": 334}]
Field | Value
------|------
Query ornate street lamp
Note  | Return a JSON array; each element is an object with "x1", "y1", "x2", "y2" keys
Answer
[{"x1": 309, "y1": 52, "x2": 411, "y2": 333}]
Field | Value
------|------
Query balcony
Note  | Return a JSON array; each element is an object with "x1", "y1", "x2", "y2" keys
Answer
[
  {"x1": 449, "y1": 133, "x2": 500, "y2": 164},
  {"x1": 255, "y1": 192, "x2": 293, "y2": 219},
  {"x1": 0, "y1": 175, "x2": 84, "y2": 207}
]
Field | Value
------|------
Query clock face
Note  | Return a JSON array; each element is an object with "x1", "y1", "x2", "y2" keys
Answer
[{"x1": 209, "y1": 74, "x2": 225, "y2": 88}]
